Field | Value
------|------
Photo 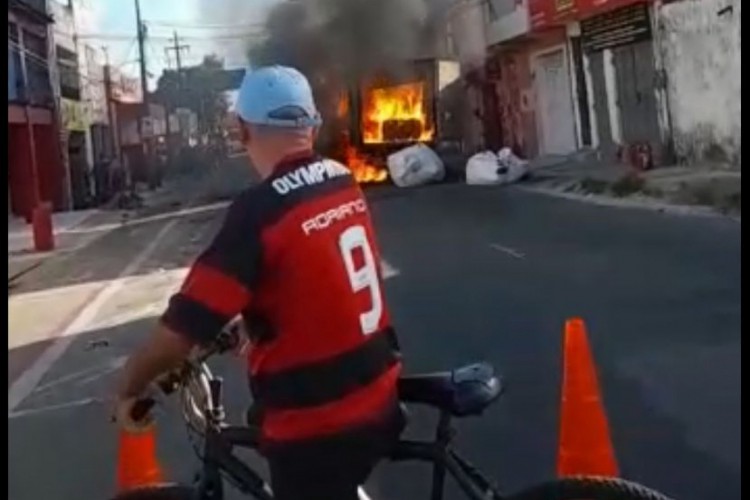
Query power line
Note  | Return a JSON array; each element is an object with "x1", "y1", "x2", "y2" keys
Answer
[
  {"x1": 144, "y1": 19, "x2": 266, "y2": 30},
  {"x1": 77, "y1": 32, "x2": 265, "y2": 42},
  {"x1": 112, "y1": 38, "x2": 139, "y2": 68}
]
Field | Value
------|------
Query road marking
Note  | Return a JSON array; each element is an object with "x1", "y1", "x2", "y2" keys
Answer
[
  {"x1": 8, "y1": 397, "x2": 102, "y2": 420},
  {"x1": 381, "y1": 259, "x2": 400, "y2": 279},
  {"x1": 64, "y1": 201, "x2": 231, "y2": 236},
  {"x1": 490, "y1": 243, "x2": 525, "y2": 259},
  {"x1": 32, "y1": 356, "x2": 127, "y2": 395},
  {"x1": 8, "y1": 219, "x2": 180, "y2": 413},
  {"x1": 357, "y1": 487, "x2": 373, "y2": 500}
]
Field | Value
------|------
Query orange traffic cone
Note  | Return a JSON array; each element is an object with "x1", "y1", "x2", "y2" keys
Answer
[
  {"x1": 116, "y1": 425, "x2": 164, "y2": 492},
  {"x1": 557, "y1": 318, "x2": 619, "y2": 477}
]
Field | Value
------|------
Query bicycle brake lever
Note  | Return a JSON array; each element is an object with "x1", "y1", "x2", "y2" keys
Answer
[
  {"x1": 156, "y1": 370, "x2": 181, "y2": 395},
  {"x1": 130, "y1": 397, "x2": 156, "y2": 422}
]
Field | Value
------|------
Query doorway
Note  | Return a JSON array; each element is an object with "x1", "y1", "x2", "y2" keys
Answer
[{"x1": 533, "y1": 47, "x2": 577, "y2": 156}]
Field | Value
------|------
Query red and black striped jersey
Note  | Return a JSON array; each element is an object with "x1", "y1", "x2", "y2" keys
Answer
[{"x1": 162, "y1": 152, "x2": 401, "y2": 444}]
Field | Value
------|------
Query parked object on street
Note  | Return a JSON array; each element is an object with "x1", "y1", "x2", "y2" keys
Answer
[
  {"x1": 617, "y1": 142, "x2": 654, "y2": 172},
  {"x1": 466, "y1": 148, "x2": 529, "y2": 186},
  {"x1": 387, "y1": 144, "x2": 445, "y2": 188}
]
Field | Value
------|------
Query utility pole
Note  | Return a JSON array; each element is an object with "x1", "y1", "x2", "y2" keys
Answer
[
  {"x1": 134, "y1": 0, "x2": 149, "y2": 188},
  {"x1": 165, "y1": 31, "x2": 189, "y2": 149},
  {"x1": 135, "y1": 0, "x2": 148, "y2": 116},
  {"x1": 102, "y1": 46, "x2": 119, "y2": 162},
  {"x1": 166, "y1": 31, "x2": 189, "y2": 81}
]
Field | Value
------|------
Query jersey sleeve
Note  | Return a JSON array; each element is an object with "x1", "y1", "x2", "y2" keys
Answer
[{"x1": 161, "y1": 195, "x2": 263, "y2": 346}]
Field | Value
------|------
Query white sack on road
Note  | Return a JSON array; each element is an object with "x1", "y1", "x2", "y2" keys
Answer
[
  {"x1": 387, "y1": 144, "x2": 445, "y2": 188},
  {"x1": 466, "y1": 148, "x2": 529, "y2": 185}
]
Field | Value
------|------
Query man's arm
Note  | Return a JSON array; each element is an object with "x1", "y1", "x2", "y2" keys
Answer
[
  {"x1": 115, "y1": 198, "x2": 262, "y2": 414},
  {"x1": 116, "y1": 323, "x2": 193, "y2": 400}
]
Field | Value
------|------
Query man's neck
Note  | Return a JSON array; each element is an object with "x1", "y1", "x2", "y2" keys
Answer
[{"x1": 257, "y1": 147, "x2": 315, "y2": 180}]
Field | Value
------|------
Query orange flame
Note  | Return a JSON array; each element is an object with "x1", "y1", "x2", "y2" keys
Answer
[
  {"x1": 337, "y1": 92, "x2": 349, "y2": 119},
  {"x1": 362, "y1": 82, "x2": 434, "y2": 144},
  {"x1": 345, "y1": 145, "x2": 388, "y2": 184}
]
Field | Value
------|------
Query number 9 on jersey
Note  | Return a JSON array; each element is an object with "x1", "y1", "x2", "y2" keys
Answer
[{"x1": 338, "y1": 225, "x2": 383, "y2": 336}]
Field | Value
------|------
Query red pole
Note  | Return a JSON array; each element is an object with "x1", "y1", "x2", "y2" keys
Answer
[
  {"x1": 24, "y1": 105, "x2": 40, "y2": 207},
  {"x1": 24, "y1": 104, "x2": 55, "y2": 252}
]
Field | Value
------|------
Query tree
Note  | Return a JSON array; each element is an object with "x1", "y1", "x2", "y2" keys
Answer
[{"x1": 154, "y1": 55, "x2": 229, "y2": 136}]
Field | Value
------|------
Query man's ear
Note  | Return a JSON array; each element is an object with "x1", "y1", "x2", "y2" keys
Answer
[
  {"x1": 237, "y1": 116, "x2": 250, "y2": 145},
  {"x1": 239, "y1": 121, "x2": 251, "y2": 145}
]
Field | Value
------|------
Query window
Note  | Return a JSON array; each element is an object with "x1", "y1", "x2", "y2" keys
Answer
[
  {"x1": 57, "y1": 45, "x2": 81, "y2": 100},
  {"x1": 9, "y1": 22, "x2": 20, "y2": 43},
  {"x1": 22, "y1": 30, "x2": 46, "y2": 59},
  {"x1": 9, "y1": 23, "x2": 22, "y2": 101},
  {"x1": 485, "y1": 0, "x2": 500, "y2": 22},
  {"x1": 19, "y1": 30, "x2": 53, "y2": 106}
]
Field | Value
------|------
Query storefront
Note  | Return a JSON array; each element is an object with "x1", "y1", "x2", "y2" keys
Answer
[
  {"x1": 577, "y1": 1, "x2": 664, "y2": 164},
  {"x1": 485, "y1": 0, "x2": 581, "y2": 158},
  {"x1": 8, "y1": 105, "x2": 66, "y2": 220}
]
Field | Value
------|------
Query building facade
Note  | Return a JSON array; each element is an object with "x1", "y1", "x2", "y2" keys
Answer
[
  {"x1": 8, "y1": 0, "x2": 67, "y2": 220},
  {"x1": 459, "y1": 0, "x2": 740, "y2": 169},
  {"x1": 50, "y1": 0, "x2": 114, "y2": 208},
  {"x1": 655, "y1": 0, "x2": 740, "y2": 167}
]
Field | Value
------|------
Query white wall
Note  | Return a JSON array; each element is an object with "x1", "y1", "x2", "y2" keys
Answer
[
  {"x1": 657, "y1": 0, "x2": 741, "y2": 167},
  {"x1": 50, "y1": 0, "x2": 94, "y2": 171},
  {"x1": 447, "y1": 0, "x2": 488, "y2": 70},
  {"x1": 485, "y1": 0, "x2": 530, "y2": 46},
  {"x1": 85, "y1": 45, "x2": 109, "y2": 125}
]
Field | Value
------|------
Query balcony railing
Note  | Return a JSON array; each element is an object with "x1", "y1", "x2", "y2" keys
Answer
[{"x1": 17, "y1": 0, "x2": 48, "y2": 17}]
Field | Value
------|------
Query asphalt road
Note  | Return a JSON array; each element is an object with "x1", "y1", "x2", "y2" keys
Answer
[{"x1": 8, "y1": 180, "x2": 740, "y2": 500}]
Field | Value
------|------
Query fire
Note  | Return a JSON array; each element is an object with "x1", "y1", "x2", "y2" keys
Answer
[
  {"x1": 362, "y1": 81, "x2": 434, "y2": 144},
  {"x1": 336, "y1": 90, "x2": 349, "y2": 119},
  {"x1": 344, "y1": 145, "x2": 388, "y2": 184}
]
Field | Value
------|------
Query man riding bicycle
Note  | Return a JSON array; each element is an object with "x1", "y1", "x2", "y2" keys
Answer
[{"x1": 114, "y1": 65, "x2": 403, "y2": 500}]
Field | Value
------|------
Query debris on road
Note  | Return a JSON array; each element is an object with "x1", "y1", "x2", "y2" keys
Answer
[
  {"x1": 85, "y1": 339, "x2": 110, "y2": 351},
  {"x1": 466, "y1": 148, "x2": 529, "y2": 186},
  {"x1": 387, "y1": 143, "x2": 445, "y2": 188}
]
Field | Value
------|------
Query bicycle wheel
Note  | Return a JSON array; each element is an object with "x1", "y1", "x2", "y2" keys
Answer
[
  {"x1": 110, "y1": 484, "x2": 197, "y2": 500},
  {"x1": 507, "y1": 476, "x2": 674, "y2": 500}
]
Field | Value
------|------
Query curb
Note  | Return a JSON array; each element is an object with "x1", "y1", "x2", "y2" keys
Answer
[{"x1": 517, "y1": 185, "x2": 741, "y2": 221}]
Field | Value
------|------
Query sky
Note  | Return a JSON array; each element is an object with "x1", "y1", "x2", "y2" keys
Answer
[{"x1": 75, "y1": 0, "x2": 280, "y2": 90}]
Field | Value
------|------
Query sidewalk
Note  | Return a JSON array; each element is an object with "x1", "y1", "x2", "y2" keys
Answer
[
  {"x1": 523, "y1": 152, "x2": 741, "y2": 218},
  {"x1": 7, "y1": 161, "x2": 254, "y2": 286},
  {"x1": 7, "y1": 209, "x2": 124, "y2": 284},
  {"x1": 8, "y1": 176, "x2": 196, "y2": 284},
  {"x1": 7, "y1": 161, "x2": 252, "y2": 413},
  {"x1": 8, "y1": 210, "x2": 98, "y2": 254}
]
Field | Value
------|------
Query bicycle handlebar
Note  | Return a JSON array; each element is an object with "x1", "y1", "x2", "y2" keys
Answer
[{"x1": 127, "y1": 324, "x2": 243, "y2": 423}]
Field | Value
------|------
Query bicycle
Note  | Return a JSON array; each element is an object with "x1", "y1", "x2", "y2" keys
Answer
[{"x1": 111, "y1": 328, "x2": 675, "y2": 500}]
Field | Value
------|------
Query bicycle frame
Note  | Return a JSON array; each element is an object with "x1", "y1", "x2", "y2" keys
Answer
[
  {"x1": 173, "y1": 343, "x2": 504, "y2": 500},
  {"x1": 191, "y1": 410, "x2": 505, "y2": 500}
]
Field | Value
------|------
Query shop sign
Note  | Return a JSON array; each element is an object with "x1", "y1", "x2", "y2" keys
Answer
[
  {"x1": 580, "y1": 2, "x2": 652, "y2": 52},
  {"x1": 61, "y1": 98, "x2": 89, "y2": 131},
  {"x1": 529, "y1": 0, "x2": 579, "y2": 30},
  {"x1": 530, "y1": 0, "x2": 652, "y2": 31}
]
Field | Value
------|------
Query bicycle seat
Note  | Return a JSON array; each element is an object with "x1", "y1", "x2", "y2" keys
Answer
[{"x1": 398, "y1": 362, "x2": 503, "y2": 417}]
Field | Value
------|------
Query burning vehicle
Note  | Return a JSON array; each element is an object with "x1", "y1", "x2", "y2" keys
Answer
[{"x1": 336, "y1": 59, "x2": 461, "y2": 185}]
